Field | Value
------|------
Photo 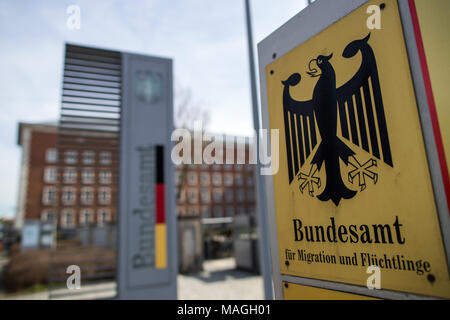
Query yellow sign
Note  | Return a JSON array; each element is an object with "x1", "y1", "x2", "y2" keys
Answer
[
  {"x1": 265, "y1": 0, "x2": 450, "y2": 298},
  {"x1": 283, "y1": 282, "x2": 378, "y2": 300}
]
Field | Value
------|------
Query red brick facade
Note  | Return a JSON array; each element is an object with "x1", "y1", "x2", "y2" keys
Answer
[
  {"x1": 17, "y1": 123, "x2": 117, "y2": 228},
  {"x1": 16, "y1": 122, "x2": 256, "y2": 229}
]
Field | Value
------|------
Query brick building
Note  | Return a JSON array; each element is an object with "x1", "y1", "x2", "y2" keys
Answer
[
  {"x1": 15, "y1": 122, "x2": 117, "y2": 230},
  {"x1": 176, "y1": 162, "x2": 255, "y2": 219},
  {"x1": 15, "y1": 122, "x2": 256, "y2": 230}
]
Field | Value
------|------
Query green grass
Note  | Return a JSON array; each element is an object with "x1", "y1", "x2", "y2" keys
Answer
[{"x1": 3, "y1": 283, "x2": 49, "y2": 298}]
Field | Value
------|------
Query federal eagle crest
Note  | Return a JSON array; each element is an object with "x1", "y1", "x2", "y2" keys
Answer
[{"x1": 282, "y1": 33, "x2": 393, "y2": 206}]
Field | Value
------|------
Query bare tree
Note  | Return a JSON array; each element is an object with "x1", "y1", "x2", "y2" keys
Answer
[
  {"x1": 174, "y1": 85, "x2": 210, "y2": 130},
  {"x1": 173, "y1": 84, "x2": 210, "y2": 210}
]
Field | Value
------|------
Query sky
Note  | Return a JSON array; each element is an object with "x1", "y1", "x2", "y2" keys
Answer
[{"x1": 0, "y1": 0, "x2": 309, "y2": 218}]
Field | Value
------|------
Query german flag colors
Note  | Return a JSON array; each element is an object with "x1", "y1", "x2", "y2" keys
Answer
[{"x1": 155, "y1": 146, "x2": 167, "y2": 269}]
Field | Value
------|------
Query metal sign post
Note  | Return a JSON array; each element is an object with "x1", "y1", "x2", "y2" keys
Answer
[
  {"x1": 244, "y1": 0, "x2": 274, "y2": 300},
  {"x1": 118, "y1": 53, "x2": 177, "y2": 299},
  {"x1": 258, "y1": 0, "x2": 450, "y2": 299}
]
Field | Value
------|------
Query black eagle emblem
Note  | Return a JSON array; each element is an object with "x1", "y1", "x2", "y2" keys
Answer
[{"x1": 282, "y1": 33, "x2": 393, "y2": 206}]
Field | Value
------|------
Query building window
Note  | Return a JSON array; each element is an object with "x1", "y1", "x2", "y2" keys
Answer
[
  {"x1": 65, "y1": 150, "x2": 78, "y2": 164},
  {"x1": 246, "y1": 164, "x2": 254, "y2": 172},
  {"x1": 177, "y1": 189, "x2": 186, "y2": 204},
  {"x1": 82, "y1": 169, "x2": 95, "y2": 184},
  {"x1": 226, "y1": 206, "x2": 235, "y2": 217},
  {"x1": 79, "y1": 209, "x2": 94, "y2": 226},
  {"x1": 235, "y1": 173, "x2": 244, "y2": 186},
  {"x1": 63, "y1": 167, "x2": 77, "y2": 184},
  {"x1": 213, "y1": 205, "x2": 223, "y2": 217},
  {"x1": 187, "y1": 172, "x2": 198, "y2": 186},
  {"x1": 237, "y1": 206, "x2": 246, "y2": 215},
  {"x1": 200, "y1": 188, "x2": 210, "y2": 203},
  {"x1": 99, "y1": 151, "x2": 112, "y2": 165},
  {"x1": 246, "y1": 175, "x2": 254, "y2": 186},
  {"x1": 46, "y1": 148, "x2": 57, "y2": 163},
  {"x1": 80, "y1": 187, "x2": 94, "y2": 205},
  {"x1": 98, "y1": 187, "x2": 111, "y2": 205},
  {"x1": 224, "y1": 173, "x2": 233, "y2": 187},
  {"x1": 200, "y1": 172, "x2": 210, "y2": 186},
  {"x1": 213, "y1": 188, "x2": 223, "y2": 203},
  {"x1": 247, "y1": 189, "x2": 255, "y2": 202},
  {"x1": 42, "y1": 187, "x2": 57, "y2": 205},
  {"x1": 212, "y1": 173, "x2": 222, "y2": 186},
  {"x1": 62, "y1": 187, "x2": 76, "y2": 205},
  {"x1": 97, "y1": 209, "x2": 111, "y2": 227},
  {"x1": 235, "y1": 164, "x2": 243, "y2": 171},
  {"x1": 83, "y1": 150, "x2": 95, "y2": 165},
  {"x1": 41, "y1": 210, "x2": 55, "y2": 223},
  {"x1": 225, "y1": 189, "x2": 234, "y2": 203},
  {"x1": 177, "y1": 206, "x2": 187, "y2": 216},
  {"x1": 99, "y1": 170, "x2": 112, "y2": 185},
  {"x1": 201, "y1": 206, "x2": 211, "y2": 218},
  {"x1": 61, "y1": 210, "x2": 75, "y2": 228},
  {"x1": 175, "y1": 171, "x2": 183, "y2": 186},
  {"x1": 188, "y1": 206, "x2": 200, "y2": 216},
  {"x1": 224, "y1": 164, "x2": 233, "y2": 171},
  {"x1": 187, "y1": 189, "x2": 198, "y2": 204},
  {"x1": 236, "y1": 189, "x2": 245, "y2": 202},
  {"x1": 44, "y1": 167, "x2": 57, "y2": 183}
]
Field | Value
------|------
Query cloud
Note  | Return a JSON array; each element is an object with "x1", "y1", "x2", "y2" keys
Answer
[{"x1": 0, "y1": 0, "x2": 308, "y2": 218}]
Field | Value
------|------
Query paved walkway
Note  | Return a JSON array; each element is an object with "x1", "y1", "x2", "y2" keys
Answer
[
  {"x1": 179, "y1": 258, "x2": 263, "y2": 300},
  {"x1": 0, "y1": 258, "x2": 263, "y2": 300}
]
